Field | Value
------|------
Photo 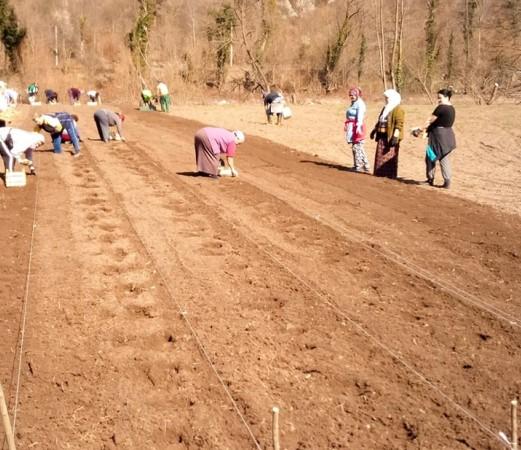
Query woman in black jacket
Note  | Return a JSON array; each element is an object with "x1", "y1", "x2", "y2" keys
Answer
[{"x1": 424, "y1": 88, "x2": 456, "y2": 189}]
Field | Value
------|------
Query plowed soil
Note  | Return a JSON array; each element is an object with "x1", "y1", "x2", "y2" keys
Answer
[{"x1": 1, "y1": 103, "x2": 520, "y2": 450}]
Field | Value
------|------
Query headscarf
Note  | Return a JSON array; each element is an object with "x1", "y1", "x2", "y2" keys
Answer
[
  {"x1": 233, "y1": 130, "x2": 245, "y2": 144},
  {"x1": 380, "y1": 89, "x2": 401, "y2": 120},
  {"x1": 348, "y1": 87, "x2": 362, "y2": 99}
]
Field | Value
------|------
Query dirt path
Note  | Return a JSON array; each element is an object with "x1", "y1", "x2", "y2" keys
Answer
[{"x1": 1, "y1": 105, "x2": 520, "y2": 449}]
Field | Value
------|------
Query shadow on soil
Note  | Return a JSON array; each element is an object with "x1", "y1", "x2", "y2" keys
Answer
[
  {"x1": 300, "y1": 159, "x2": 354, "y2": 172},
  {"x1": 300, "y1": 160, "x2": 424, "y2": 186}
]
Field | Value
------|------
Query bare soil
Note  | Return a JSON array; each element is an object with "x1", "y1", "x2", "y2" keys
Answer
[{"x1": 1, "y1": 102, "x2": 520, "y2": 450}]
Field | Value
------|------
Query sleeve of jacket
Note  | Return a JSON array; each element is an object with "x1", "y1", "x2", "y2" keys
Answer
[{"x1": 393, "y1": 107, "x2": 405, "y2": 141}]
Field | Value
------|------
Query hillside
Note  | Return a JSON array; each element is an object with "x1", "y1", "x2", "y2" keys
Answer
[{"x1": 3, "y1": 0, "x2": 520, "y2": 102}]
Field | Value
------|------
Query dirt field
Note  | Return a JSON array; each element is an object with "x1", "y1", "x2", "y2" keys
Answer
[{"x1": 1, "y1": 102, "x2": 520, "y2": 450}]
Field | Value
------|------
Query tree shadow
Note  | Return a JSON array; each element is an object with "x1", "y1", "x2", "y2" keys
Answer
[
  {"x1": 301, "y1": 160, "x2": 425, "y2": 185},
  {"x1": 300, "y1": 159, "x2": 359, "y2": 173},
  {"x1": 395, "y1": 177, "x2": 424, "y2": 186}
]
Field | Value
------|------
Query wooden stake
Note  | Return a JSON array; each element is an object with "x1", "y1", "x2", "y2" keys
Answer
[
  {"x1": 512, "y1": 399, "x2": 518, "y2": 450},
  {"x1": 0, "y1": 383, "x2": 16, "y2": 450},
  {"x1": 272, "y1": 406, "x2": 280, "y2": 450}
]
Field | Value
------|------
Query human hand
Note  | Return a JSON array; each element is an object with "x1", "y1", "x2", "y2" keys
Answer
[
  {"x1": 411, "y1": 127, "x2": 422, "y2": 138},
  {"x1": 389, "y1": 136, "x2": 399, "y2": 147},
  {"x1": 370, "y1": 129, "x2": 376, "y2": 140}
]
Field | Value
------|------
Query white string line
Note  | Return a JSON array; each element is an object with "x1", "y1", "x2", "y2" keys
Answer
[
  {"x1": 241, "y1": 173, "x2": 521, "y2": 329},
  {"x1": 152, "y1": 167, "x2": 508, "y2": 448},
  {"x1": 183, "y1": 192, "x2": 509, "y2": 448},
  {"x1": 251, "y1": 240, "x2": 509, "y2": 448},
  {"x1": 140, "y1": 203, "x2": 278, "y2": 407},
  {"x1": 85, "y1": 146, "x2": 263, "y2": 450},
  {"x1": 126, "y1": 139, "x2": 511, "y2": 447},
  {"x1": 11, "y1": 153, "x2": 41, "y2": 434}
]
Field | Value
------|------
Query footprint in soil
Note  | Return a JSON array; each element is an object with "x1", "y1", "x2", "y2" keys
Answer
[
  {"x1": 97, "y1": 205, "x2": 113, "y2": 214},
  {"x1": 112, "y1": 247, "x2": 129, "y2": 262},
  {"x1": 129, "y1": 305, "x2": 159, "y2": 319},
  {"x1": 99, "y1": 223, "x2": 118, "y2": 232},
  {"x1": 103, "y1": 264, "x2": 123, "y2": 276},
  {"x1": 124, "y1": 282, "x2": 146, "y2": 295},
  {"x1": 80, "y1": 197, "x2": 104, "y2": 206},
  {"x1": 100, "y1": 234, "x2": 121, "y2": 244},
  {"x1": 199, "y1": 240, "x2": 226, "y2": 256},
  {"x1": 85, "y1": 212, "x2": 98, "y2": 222},
  {"x1": 179, "y1": 229, "x2": 202, "y2": 238}
]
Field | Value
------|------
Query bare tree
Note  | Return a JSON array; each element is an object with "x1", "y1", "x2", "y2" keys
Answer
[
  {"x1": 319, "y1": 1, "x2": 360, "y2": 93},
  {"x1": 233, "y1": 0, "x2": 271, "y2": 91},
  {"x1": 463, "y1": 0, "x2": 479, "y2": 93},
  {"x1": 389, "y1": 0, "x2": 405, "y2": 91},
  {"x1": 424, "y1": 0, "x2": 438, "y2": 91},
  {"x1": 375, "y1": 0, "x2": 387, "y2": 89},
  {"x1": 128, "y1": 0, "x2": 162, "y2": 76}
]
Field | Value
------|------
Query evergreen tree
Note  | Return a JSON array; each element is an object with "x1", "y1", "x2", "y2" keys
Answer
[
  {"x1": 207, "y1": 4, "x2": 236, "y2": 88},
  {"x1": 0, "y1": 0, "x2": 26, "y2": 72}
]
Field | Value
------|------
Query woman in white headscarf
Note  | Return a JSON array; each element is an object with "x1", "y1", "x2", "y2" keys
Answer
[{"x1": 369, "y1": 89, "x2": 405, "y2": 178}]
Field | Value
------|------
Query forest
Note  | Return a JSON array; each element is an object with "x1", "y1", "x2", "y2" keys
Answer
[{"x1": 1, "y1": 0, "x2": 521, "y2": 102}]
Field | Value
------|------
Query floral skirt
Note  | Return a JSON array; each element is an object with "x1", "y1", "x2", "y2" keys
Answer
[{"x1": 374, "y1": 137, "x2": 399, "y2": 179}]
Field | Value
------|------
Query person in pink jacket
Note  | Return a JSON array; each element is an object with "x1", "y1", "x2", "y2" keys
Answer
[
  {"x1": 344, "y1": 87, "x2": 370, "y2": 172},
  {"x1": 194, "y1": 127, "x2": 245, "y2": 178}
]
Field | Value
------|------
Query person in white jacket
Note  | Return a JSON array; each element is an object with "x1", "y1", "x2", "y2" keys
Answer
[{"x1": 0, "y1": 128, "x2": 44, "y2": 175}]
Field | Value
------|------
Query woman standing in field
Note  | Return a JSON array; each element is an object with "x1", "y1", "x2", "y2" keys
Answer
[
  {"x1": 370, "y1": 89, "x2": 405, "y2": 178},
  {"x1": 424, "y1": 88, "x2": 456, "y2": 189},
  {"x1": 344, "y1": 87, "x2": 370, "y2": 172}
]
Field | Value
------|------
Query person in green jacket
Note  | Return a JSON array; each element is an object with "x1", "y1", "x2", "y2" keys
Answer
[{"x1": 370, "y1": 89, "x2": 405, "y2": 179}]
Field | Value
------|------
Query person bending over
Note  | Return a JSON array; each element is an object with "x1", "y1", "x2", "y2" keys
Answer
[{"x1": 194, "y1": 127, "x2": 244, "y2": 178}]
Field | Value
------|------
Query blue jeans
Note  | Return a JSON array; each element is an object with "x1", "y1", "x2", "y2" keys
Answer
[
  {"x1": 52, "y1": 119, "x2": 81, "y2": 154},
  {"x1": 51, "y1": 132, "x2": 62, "y2": 153}
]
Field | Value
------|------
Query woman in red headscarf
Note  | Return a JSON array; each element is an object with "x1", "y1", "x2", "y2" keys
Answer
[{"x1": 344, "y1": 87, "x2": 370, "y2": 172}]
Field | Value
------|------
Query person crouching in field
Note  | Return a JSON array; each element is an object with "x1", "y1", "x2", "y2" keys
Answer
[
  {"x1": 194, "y1": 127, "x2": 244, "y2": 178},
  {"x1": 344, "y1": 87, "x2": 370, "y2": 173},
  {"x1": 34, "y1": 112, "x2": 81, "y2": 157},
  {"x1": 93, "y1": 109, "x2": 126, "y2": 142},
  {"x1": 140, "y1": 88, "x2": 155, "y2": 111},
  {"x1": 370, "y1": 89, "x2": 405, "y2": 179},
  {"x1": 68, "y1": 87, "x2": 82, "y2": 104},
  {"x1": 86, "y1": 90, "x2": 101, "y2": 104},
  {"x1": 423, "y1": 88, "x2": 456, "y2": 189},
  {"x1": 27, "y1": 82, "x2": 39, "y2": 104},
  {"x1": 45, "y1": 89, "x2": 59, "y2": 104},
  {"x1": 0, "y1": 128, "x2": 44, "y2": 175}
]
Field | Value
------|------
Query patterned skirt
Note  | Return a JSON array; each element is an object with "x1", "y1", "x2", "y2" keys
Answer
[{"x1": 373, "y1": 136, "x2": 399, "y2": 178}]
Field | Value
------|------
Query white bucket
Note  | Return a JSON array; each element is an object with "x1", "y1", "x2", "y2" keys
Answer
[
  {"x1": 282, "y1": 106, "x2": 292, "y2": 119},
  {"x1": 5, "y1": 170, "x2": 26, "y2": 187},
  {"x1": 218, "y1": 166, "x2": 238, "y2": 177},
  {"x1": 109, "y1": 131, "x2": 122, "y2": 141}
]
